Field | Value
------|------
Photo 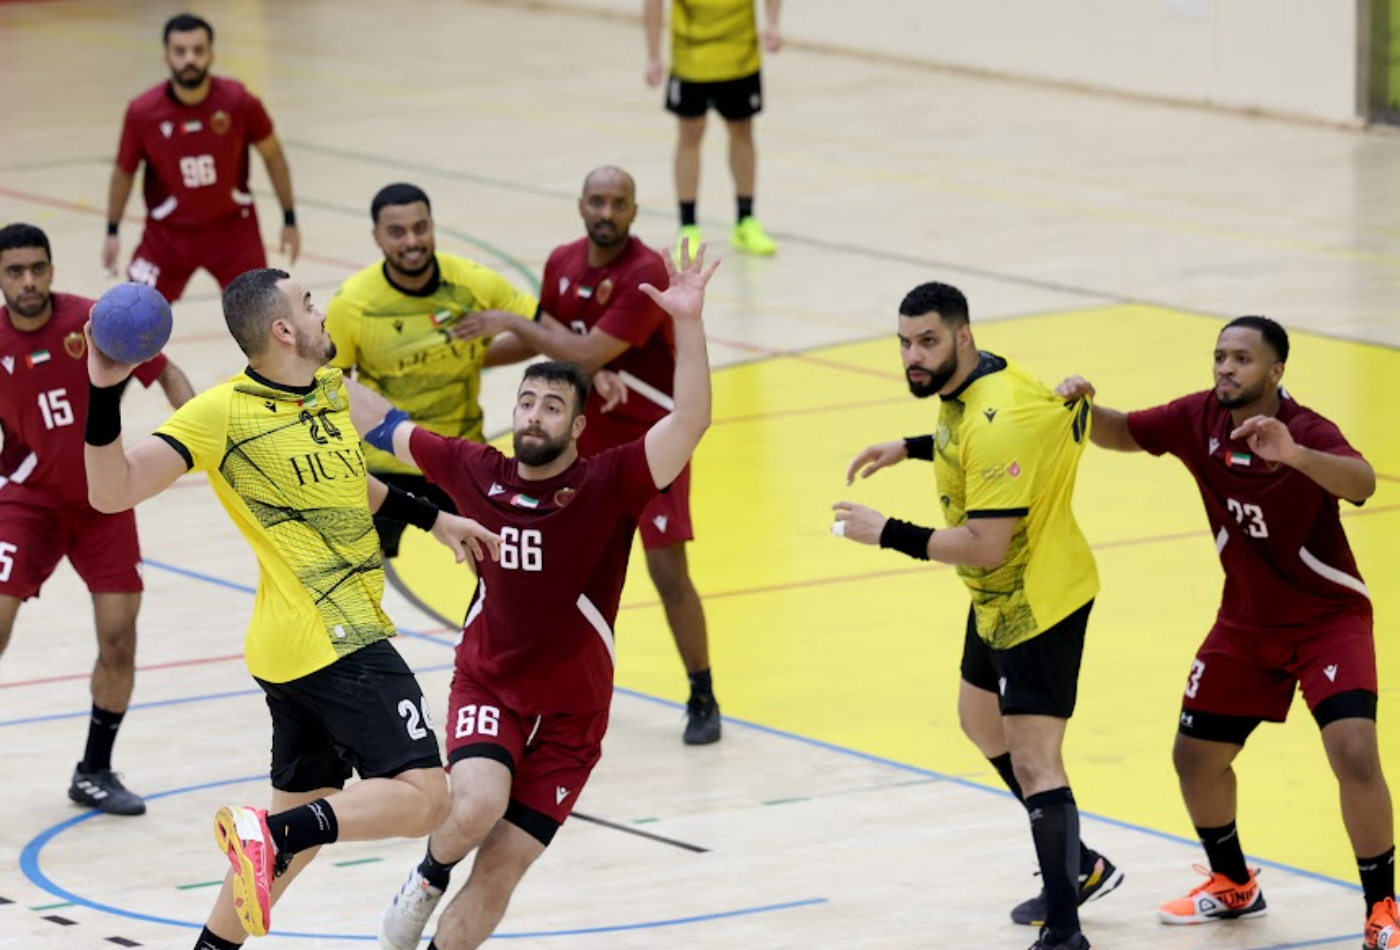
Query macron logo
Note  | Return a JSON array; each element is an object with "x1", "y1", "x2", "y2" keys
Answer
[
  {"x1": 1209, "y1": 437, "x2": 1220, "y2": 455},
  {"x1": 652, "y1": 515, "x2": 669, "y2": 533},
  {"x1": 1324, "y1": 664, "x2": 1339, "y2": 682},
  {"x1": 488, "y1": 483, "x2": 506, "y2": 497},
  {"x1": 556, "y1": 786, "x2": 570, "y2": 804},
  {"x1": 998, "y1": 677, "x2": 1007, "y2": 696}
]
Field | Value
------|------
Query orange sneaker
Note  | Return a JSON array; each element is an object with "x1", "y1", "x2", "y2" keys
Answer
[
  {"x1": 1156, "y1": 864, "x2": 1266, "y2": 924},
  {"x1": 1365, "y1": 897, "x2": 1400, "y2": 949},
  {"x1": 214, "y1": 805, "x2": 275, "y2": 937}
]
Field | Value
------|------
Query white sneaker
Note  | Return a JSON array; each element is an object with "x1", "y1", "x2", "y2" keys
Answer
[{"x1": 379, "y1": 867, "x2": 445, "y2": 950}]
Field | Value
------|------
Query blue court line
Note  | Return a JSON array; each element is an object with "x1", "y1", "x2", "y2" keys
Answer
[{"x1": 20, "y1": 774, "x2": 826, "y2": 940}]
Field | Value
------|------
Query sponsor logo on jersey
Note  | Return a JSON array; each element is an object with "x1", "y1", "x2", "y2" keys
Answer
[
  {"x1": 1007, "y1": 461, "x2": 1021, "y2": 478},
  {"x1": 511, "y1": 493, "x2": 539, "y2": 509},
  {"x1": 64, "y1": 332, "x2": 85, "y2": 359},
  {"x1": 211, "y1": 110, "x2": 231, "y2": 135},
  {"x1": 25, "y1": 349, "x2": 50, "y2": 367}
]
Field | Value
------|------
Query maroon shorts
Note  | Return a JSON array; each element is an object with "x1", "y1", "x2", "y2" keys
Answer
[
  {"x1": 637, "y1": 462, "x2": 694, "y2": 550},
  {"x1": 445, "y1": 669, "x2": 609, "y2": 833},
  {"x1": 0, "y1": 503, "x2": 143, "y2": 600},
  {"x1": 1182, "y1": 618, "x2": 1377, "y2": 722},
  {"x1": 128, "y1": 209, "x2": 266, "y2": 303}
]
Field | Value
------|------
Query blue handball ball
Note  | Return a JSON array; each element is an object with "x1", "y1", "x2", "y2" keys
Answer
[{"x1": 91, "y1": 283, "x2": 173, "y2": 364}]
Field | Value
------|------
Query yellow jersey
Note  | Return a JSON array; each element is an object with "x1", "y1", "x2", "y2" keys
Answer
[
  {"x1": 671, "y1": 0, "x2": 760, "y2": 83},
  {"x1": 934, "y1": 353, "x2": 1099, "y2": 650},
  {"x1": 155, "y1": 367, "x2": 395, "y2": 683},
  {"x1": 326, "y1": 254, "x2": 538, "y2": 475}
]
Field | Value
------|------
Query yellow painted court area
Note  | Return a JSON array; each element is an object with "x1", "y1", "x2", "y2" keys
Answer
[{"x1": 397, "y1": 303, "x2": 1400, "y2": 886}]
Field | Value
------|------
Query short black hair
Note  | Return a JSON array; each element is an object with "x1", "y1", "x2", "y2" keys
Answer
[
  {"x1": 223, "y1": 268, "x2": 291, "y2": 357},
  {"x1": 0, "y1": 223, "x2": 51, "y2": 261},
  {"x1": 371, "y1": 183, "x2": 432, "y2": 224},
  {"x1": 163, "y1": 13, "x2": 214, "y2": 45},
  {"x1": 899, "y1": 282, "x2": 970, "y2": 327},
  {"x1": 522, "y1": 361, "x2": 591, "y2": 416},
  {"x1": 1223, "y1": 315, "x2": 1289, "y2": 364}
]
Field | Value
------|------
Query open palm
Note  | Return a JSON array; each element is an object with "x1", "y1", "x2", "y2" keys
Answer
[{"x1": 639, "y1": 239, "x2": 720, "y2": 324}]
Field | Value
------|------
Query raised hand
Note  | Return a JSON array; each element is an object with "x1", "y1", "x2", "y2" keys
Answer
[
  {"x1": 449, "y1": 309, "x2": 512, "y2": 342},
  {"x1": 431, "y1": 512, "x2": 502, "y2": 565},
  {"x1": 1231, "y1": 415, "x2": 1299, "y2": 466},
  {"x1": 1055, "y1": 375, "x2": 1095, "y2": 401},
  {"x1": 845, "y1": 440, "x2": 908, "y2": 486},
  {"x1": 83, "y1": 319, "x2": 138, "y2": 388},
  {"x1": 638, "y1": 239, "x2": 720, "y2": 324},
  {"x1": 592, "y1": 369, "x2": 629, "y2": 413}
]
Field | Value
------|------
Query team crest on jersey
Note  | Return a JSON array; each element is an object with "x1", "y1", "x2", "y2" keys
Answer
[
  {"x1": 597, "y1": 279, "x2": 613, "y2": 305},
  {"x1": 63, "y1": 332, "x2": 85, "y2": 359},
  {"x1": 159, "y1": 120, "x2": 174, "y2": 139},
  {"x1": 554, "y1": 487, "x2": 577, "y2": 508},
  {"x1": 211, "y1": 110, "x2": 231, "y2": 135}
]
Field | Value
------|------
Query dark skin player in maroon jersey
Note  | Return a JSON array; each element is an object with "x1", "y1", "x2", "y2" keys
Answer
[{"x1": 1059, "y1": 316, "x2": 1397, "y2": 946}]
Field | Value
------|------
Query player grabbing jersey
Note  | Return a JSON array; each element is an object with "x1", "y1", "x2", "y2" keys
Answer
[
  {"x1": 461, "y1": 166, "x2": 721, "y2": 745},
  {"x1": 326, "y1": 182, "x2": 538, "y2": 557},
  {"x1": 103, "y1": 13, "x2": 299, "y2": 303},
  {"x1": 836, "y1": 283, "x2": 1122, "y2": 950},
  {"x1": 0, "y1": 223, "x2": 193, "y2": 815},
  {"x1": 1059, "y1": 316, "x2": 1397, "y2": 948},
  {"x1": 364, "y1": 242, "x2": 717, "y2": 950},
  {"x1": 83, "y1": 267, "x2": 500, "y2": 947}
]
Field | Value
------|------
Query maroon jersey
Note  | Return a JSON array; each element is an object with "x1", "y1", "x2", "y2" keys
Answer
[
  {"x1": 1127, "y1": 390, "x2": 1370, "y2": 637},
  {"x1": 540, "y1": 237, "x2": 674, "y2": 453},
  {"x1": 0, "y1": 294, "x2": 167, "y2": 509},
  {"x1": 411, "y1": 429, "x2": 661, "y2": 713},
  {"x1": 116, "y1": 77, "x2": 274, "y2": 229}
]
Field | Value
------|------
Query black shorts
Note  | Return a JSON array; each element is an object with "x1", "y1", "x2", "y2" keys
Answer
[
  {"x1": 960, "y1": 600, "x2": 1092, "y2": 719},
  {"x1": 371, "y1": 471, "x2": 458, "y2": 559},
  {"x1": 256, "y1": 640, "x2": 443, "y2": 792},
  {"x1": 665, "y1": 71, "x2": 762, "y2": 120}
]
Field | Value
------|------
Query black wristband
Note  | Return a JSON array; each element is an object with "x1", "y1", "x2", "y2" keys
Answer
[
  {"x1": 378, "y1": 483, "x2": 440, "y2": 532},
  {"x1": 106, "y1": 222, "x2": 119, "y2": 237},
  {"x1": 283, "y1": 208, "x2": 297, "y2": 227},
  {"x1": 879, "y1": 517, "x2": 934, "y2": 560},
  {"x1": 904, "y1": 435, "x2": 935, "y2": 461},
  {"x1": 85, "y1": 381, "x2": 125, "y2": 446}
]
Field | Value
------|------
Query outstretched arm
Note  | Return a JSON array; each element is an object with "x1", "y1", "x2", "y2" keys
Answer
[
  {"x1": 1056, "y1": 376, "x2": 1141, "y2": 452},
  {"x1": 458, "y1": 311, "x2": 629, "y2": 374},
  {"x1": 639, "y1": 242, "x2": 718, "y2": 490},
  {"x1": 254, "y1": 135, "x2": 300, "y2": 264},
  {"x1": 345, "y1": 378, "x2": 419, "y2": 468}
]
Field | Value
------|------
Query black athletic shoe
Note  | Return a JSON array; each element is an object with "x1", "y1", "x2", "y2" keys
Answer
[
  {"x1": 1011, "y1": 853, "x2": 1124, "y2": 926},
  {"x1": 683, "y1": 696, "x2": 721, "y2": 745},
  {"x1": 68, "y1": 763, "x2": 146, "y2": 816},
  {"x1": 1028, "y1": 929, "x2": 1091, "y2": 950}
]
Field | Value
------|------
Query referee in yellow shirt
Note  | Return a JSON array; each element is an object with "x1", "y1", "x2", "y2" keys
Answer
[
  {"x1": 833, "y1": 283, "x2": 1122, "y2": 950},
  {"x1": 326, "y1": 183, "x2": 539, "y2": 557},
  {"x1": 644, "y1": 0, "x2": 781, "y2": 258}
]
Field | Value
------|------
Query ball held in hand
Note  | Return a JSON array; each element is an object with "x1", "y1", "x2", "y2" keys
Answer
[{"x1": 91, "y1": 282, "x2": 173, "y2": 364}]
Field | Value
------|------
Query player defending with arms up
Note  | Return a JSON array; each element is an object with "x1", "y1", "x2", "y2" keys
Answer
[
  {"x1": 1058, "y1": 316, "x2": 1397, "y2": 948},
  {"x1": 367, "y1": 242, "x2": 716, "y2": 950}
]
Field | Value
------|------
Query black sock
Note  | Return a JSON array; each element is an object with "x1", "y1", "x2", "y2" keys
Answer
[
  {"x1": 419, "y1": 840, "x2": 459, "y2": 890},
  {"x1": 1359, "y1": 846, "x2": 1396, "y2": 911},
  {"x1": 1196, "y1": 820, "x2": 1250, "y2": 885},
  {"x1": 267, "y1": 799, "x2": 339, "y2": 858},
  {"x1": 193, "y1": 925, "x2": 243, "y2": 950},
  {"x1": 679, "y1": 201, "x2": 697, "y2": 227},
  {"x1": 426, "y1": 943, "x2": 440, "y2": 950},
  {"x1": 82, "y1": 705, "x2": 125, "y2": 773},
  {"x1": 688, "y1": 668, "x2": 714, "y2": 703},
  {"x1": 736, "y1": 196, "x2": 754, "y2": 222},
  {"x1": 1026, "y1": 787, "x2": 1081, "y2": 940},
  {"x1": 990, "y1": 755, "x2": 1098, "y2": 877}
]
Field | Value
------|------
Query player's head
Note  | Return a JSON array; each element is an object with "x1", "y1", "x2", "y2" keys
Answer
[
  {"x1": 372, "y1": 183, "x2": 435, "y2": 279},
  {"x1": 512, "y1": 362, "x2": 591, "y2": 466},
  {"x1": 163, "y1": 14, "x2": 214, "y2": 90},
  {"x1": 897, "y1": 282, "x2": 972, "y2": 398},
  {"x1": 579, "y1": 166, "x2": 637, "y2": 250},
  {"x1": 1214, "y1": 315, "x2": 1288, "y2": 409},
  {"x1": 223, "y1": 268, "x2": 335, "y2": 365},
  {"x1": 0, "y1": 223, "x2": 54, "y2": 322}
]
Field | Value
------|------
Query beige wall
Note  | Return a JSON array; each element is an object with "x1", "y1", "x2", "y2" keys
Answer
[{"x1": 532, "y1": 0, "x2": 1365, "y2": 125}]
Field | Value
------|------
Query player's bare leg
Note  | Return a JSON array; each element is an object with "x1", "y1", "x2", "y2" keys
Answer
[
  {"x1": 646, "y1": 543, "x2": 720, "y2": 744},
  {"x1": 1320, "y1": 716, "x2": 1398, "y2": 942},
  {"x1": 199, "y1": 786, "x2": 337, "y2": 948},
  {"x1": 380, "y1": 758, "x2": 511, "y2": 950},
  {"x1": 958, "y1": 679, "x2": 1007, "y2": 758},
  {"x1": 1172, "y1": 734, "x2": 1243, "y2": 828},
  {"x1": 674, "y1": 116, "x2": 706, "y2": 256},
  {"x1": 0, "y1": 595, "x2": 21, "y2": 658},
  {"x1": 430, "y1": 821, "x2": 546, "y2": 950},
  {"x1": 67, "y1": 593, "x2": 145, "y2": 816}
]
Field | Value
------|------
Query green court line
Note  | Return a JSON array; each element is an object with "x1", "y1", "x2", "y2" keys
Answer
[
  {"x1": 761, "y1": 797, "x2": 810, "y2": 806},
  {"x1": 630, "y1": 817, "x2": 660, "y2": 824},
  {"x1": 332, "y1": 857, "x2": 383, "y2": 867},
  {"x1": 175, "y1": 880, "x2": 224, "y2": 891},
  {"x1": 0, "y1": 155, "x2": 107, "y2": 174},
  {"x1": 29, "y1": 901, "x2": 74, "y2": 910}
]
